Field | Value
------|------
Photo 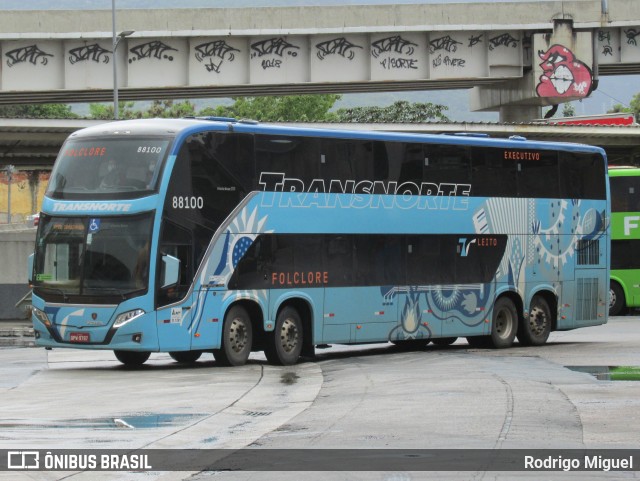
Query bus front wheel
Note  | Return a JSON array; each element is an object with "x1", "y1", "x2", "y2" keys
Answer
[
  {"x1": 517, "y1": 295, "x2": 551, "y2": 346},
  {"x1": 609, "y1": 281, "x2": 626, "y2": 317},
  {"x1": 489, "y1": 297, "x2": 518, "y2": 349},
  {"x1": 213, "y1": 306, "x2": 253, "y2": 366},
  {"x1": 114, "y1": 350, "x2": 150, "y2": 367},
  {"x1": 264, "y1": 306, "x2": 303, "y2": 366}
]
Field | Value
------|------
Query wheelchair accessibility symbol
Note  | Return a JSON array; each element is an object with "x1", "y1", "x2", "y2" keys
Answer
[{"x1": 89, "y1": 218, "x2": 101, "y2": 233}]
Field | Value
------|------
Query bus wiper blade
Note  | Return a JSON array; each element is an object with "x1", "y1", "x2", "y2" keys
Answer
[
  {"x1": 83, "y1": 287, "x2": 127, "y2": 300},
  {"x1": 35, "y1": 286, "x2": 69, "y2": 302}
]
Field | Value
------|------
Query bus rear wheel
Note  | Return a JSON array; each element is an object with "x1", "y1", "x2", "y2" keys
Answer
[
  {"x1": 264, "y1": 306, "x2": 303, "y2": 366},
  {"x1": 609, "y1": 281, "x2": 626, "y2": 317},
  {"x1": 114, "y1": 350, "x2": 150, "y2": 367},
  {"x1": 489, "y1": 297, "x2": 518, "y2": 349},
  {"x1": 213, "y1": 306, "x2": 253, "y2": 366},
  {"x1": 517, "y1": 295, "x2": 551, "y2": 346},
  {"x1": 169, "y1": 351, "x2": 202, "y2": 363}
]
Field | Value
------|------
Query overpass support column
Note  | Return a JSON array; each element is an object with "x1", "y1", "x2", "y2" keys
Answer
[
  {"x1": 471, "y1": 20, "x2": 595, "y2": 123},
  {"x1": 498, "y1": 105, "x2": 542, "y2": 123}
]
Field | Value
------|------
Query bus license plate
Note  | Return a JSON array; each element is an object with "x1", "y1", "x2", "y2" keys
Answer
[{"x1": 69, "y1": 332, "x2": 90, "y2": 343}]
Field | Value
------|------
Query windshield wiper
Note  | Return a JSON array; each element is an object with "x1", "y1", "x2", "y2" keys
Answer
[
  {"x1": 34, "y1": 286, "x2": 70, "y2": 303},
  {"x1": 82, "y1": 287, "x2": 128, "y2": 301}
]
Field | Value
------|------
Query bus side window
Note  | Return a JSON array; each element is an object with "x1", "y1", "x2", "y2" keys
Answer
[
  {"x1": 423, "y1": 144, "x2": 471, "y2": 186},
  {"x1": 517, "y1": 151, "x2": 559, "y2": 198},
  {"x1": 324, "y1": 235, "x2": 354, "y2": 286},
  {"x1": 471, "y1": 147, "x2": 517, "y2": 197}
]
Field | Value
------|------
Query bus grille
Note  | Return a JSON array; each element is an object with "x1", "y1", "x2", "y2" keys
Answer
[
  {"x1": 576, "y1": 278, "x2": 598, "y2": 321},
  {"x1": 576, "y1": 239, "x2": 599, "y2": 266}
]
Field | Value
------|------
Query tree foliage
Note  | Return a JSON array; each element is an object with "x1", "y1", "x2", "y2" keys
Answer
[
  {"x1": 89, "y1": 100, "x2": 196, "y2": 120},
  {"x1": 607, "y1": 92, "x2": 640, "y2": 121},
  {"x1": 335, "y1": 100, "x2": 449, "y2": 123},
  {"x1": 561, "y1": 102, "x2": 576, "y2": 117},
  {"x1": 199, "y1": 94, "x2": 341, "y2": 122},
  {"x1": 0, "y1": 103, "x2": 78, "y2": 119},
  {"x1": 0, "y1": 95, "x2": 451, "y2": 124}
]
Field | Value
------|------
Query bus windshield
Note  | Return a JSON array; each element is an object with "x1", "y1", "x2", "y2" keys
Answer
[
  {"x1": 33, "y1": 213, "x2": 153, "y2": 302},
  {"x1": 46, "y1": 137, "x2": 171, "y2": 200}
]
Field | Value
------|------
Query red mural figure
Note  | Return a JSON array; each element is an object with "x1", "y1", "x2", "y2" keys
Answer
[{"x1": 536, "y1": 44, "x2": 593, "y2": 99}]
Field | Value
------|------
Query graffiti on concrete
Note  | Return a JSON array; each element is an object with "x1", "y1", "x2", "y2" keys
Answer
[
  {"x1": 624, "y1": 28, "x2": 640, "y2": 47},
  {"x1": 468, "y1": 34, "x2": 484, "y2": 48},
  {"x1": 429, "y1": 35, "x2": 466, "y2": 69},
  {"x1": 315, "y1": 37, "x2": 363, "y2": 61},
  {"x1": 488, "y1": 33, "x2": 519, "y2": 50},
  {"x1": 598, "y1": 30, "x2": 614, "y2": 57},
  {"x1": 372, "y1": 35, "x2": 419, "y2": 70},
  {"x1": 429, "y1": 35, "x2": 462, "y2": 54},
  {"x1": 536, "y1": 44, "x2": 593, "y2": 98},
  {"x1": 194, "y1": 40, "x2": 241, "y2": 73},
  {"x1": 69, "y1": 44, "x2": 111, "y2": 64},
  {"x1": 6, "y1": 45, "x2": 54, "y2": 67},
  {"x1": 251, "y1": 37, "x2": 300, "y2": 70},
  {"x1": 129, "y1": 41, "x2": 178, "y2": 63}
]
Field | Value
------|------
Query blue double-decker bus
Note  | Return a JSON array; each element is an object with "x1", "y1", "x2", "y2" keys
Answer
[{"x1": 29, "y1": 118, "x2": 609, "y2": 366}]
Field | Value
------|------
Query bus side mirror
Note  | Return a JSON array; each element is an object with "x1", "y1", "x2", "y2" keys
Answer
[
  {"x1": 161, "y1": 254, "x2": 180, "y2": 288},
  {"x1": 27, "y1": 253, "x2": 34, "y2": 284}
]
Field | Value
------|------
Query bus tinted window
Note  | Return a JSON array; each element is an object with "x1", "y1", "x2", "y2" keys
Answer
[
  {"x1": 517, "y1": 151, "x2": 559, "y2": 198},
  {"x1": 610, "y1": 176, "x2": 640, "y2": 212},
  {"x1": 256, "y1": 136, "x2": 321, "y2": 185},
  {"x1": 424, "y1": 144, "x2": 471, "y2": 186},
  {"x1": 471, "y1": 147, "x2": 517, "y2": 197},
  {"x1": 559, "y1": 152, "x2": 606, "y2": 200},
  {"x1": 611, "y1": 240, "x2": 640, "y2": 269}
]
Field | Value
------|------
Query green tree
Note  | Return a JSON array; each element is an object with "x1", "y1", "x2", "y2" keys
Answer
[
  {"x1": 335, "y1": 100, "x2": 449, "y2": 123},
  {"x1": 88, "y1": 101, "x2": 138, "y2": 120},
  {"x1": 562, "y1": 102, "x2": 576, "y2": 117},
  {"x1": 143, "y1": 100, "x2": 196, "y2": 118},
  {"x1": 0, "y1": 103, "x2": 78, "y2": 119},
  {"x1": 607, "y1": 91, "x2": 640, "y2": 121},
  {"x1": 199, "y1": 94, "x2": 341, "y2": 122}
]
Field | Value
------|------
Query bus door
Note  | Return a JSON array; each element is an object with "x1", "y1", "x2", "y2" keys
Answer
[{"x1": 155, "y1": 223, "x2": 195, "y2": 351}]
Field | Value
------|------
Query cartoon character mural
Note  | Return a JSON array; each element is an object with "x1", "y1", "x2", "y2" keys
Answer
[{"x1": 536, "y1": 44, "x2": 593, "y2": 98}]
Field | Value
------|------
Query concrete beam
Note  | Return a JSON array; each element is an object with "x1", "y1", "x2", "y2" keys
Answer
[{"x1": 0, "y1": 1, "x2": 631, "y2": 39}]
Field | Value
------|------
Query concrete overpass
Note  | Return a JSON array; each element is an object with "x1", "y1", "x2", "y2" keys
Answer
[{"x1": 0, "y1": 1, "x2": 638, "y2": 120}]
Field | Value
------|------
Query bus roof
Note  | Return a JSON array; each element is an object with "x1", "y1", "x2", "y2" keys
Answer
[
  {"x1": 608, "y1": 165, "x2": 640, "y2": 176},
  {"x1": 70, "y1": 117, "x2": 607, "y2": 156}
]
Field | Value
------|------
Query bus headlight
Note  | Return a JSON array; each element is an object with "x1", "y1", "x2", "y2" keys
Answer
[
  {"x1": 113, "y1": 309, "x2": 145, "y2": 328},
  {"x1": 32, "y1": 307, "x2": 51, "y2": 327}
]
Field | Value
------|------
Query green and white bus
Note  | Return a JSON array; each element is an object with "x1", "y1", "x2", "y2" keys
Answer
[{"x1": 609, "y1": 166, "x2": 640, "y2": 315}]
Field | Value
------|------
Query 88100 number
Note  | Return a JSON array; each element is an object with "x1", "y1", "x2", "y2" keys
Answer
[{"x1": 172, "y1": 196, "x2": 204, "y2": 209}]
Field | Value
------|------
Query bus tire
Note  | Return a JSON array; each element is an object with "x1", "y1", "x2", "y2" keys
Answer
[
  {"x1": 431, "y1": 337, "x2": 458, "y2": 346},
  {"x1": 264, "y1": 306, "x2": 303, "y2": 366},
  {"x1": 169, "y1": 351, "x2": 202, "y2": 363},
  {"x1": 114, "y1": 350, "x2": 150, "y2": 366},
  {"x1": 213, "y1": 306, "x2": 253, "y2": 366},
  {"x1": 609, "y1": 281, "x2": 625, "y2": 317},
  {"x1": 489, "y1": 297, "x2": 518, "y2": 349},
  {"x1": 518, "y1": 295, "x2": 551, "y2": 346}
]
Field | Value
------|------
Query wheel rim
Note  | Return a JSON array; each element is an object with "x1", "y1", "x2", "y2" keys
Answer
[
  {"x1": 495, "y1": 307, "x2": 514, "y2": 340},
  {"x1": 609, "y1": 288, "x2": 616, "y2": 309},
  {"x1": 528, "y1": 306, "x2": 547, "y2": 336},
  {"x1": 228, "y1": 318, "x2": 248, "y2": 353},
  {"x1": 279, "y1": 317, "x2": 299, "y2": 354}
]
